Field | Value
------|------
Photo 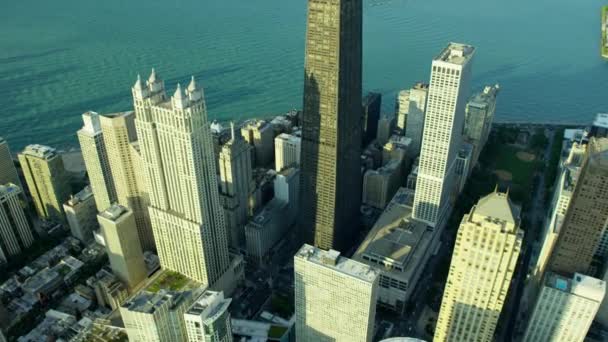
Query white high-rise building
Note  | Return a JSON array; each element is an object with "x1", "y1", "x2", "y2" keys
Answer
[
  {"x1": 0, "y1": 137, "x2": 22, "y2": 189},
  {"x1": 218, "y1": 123, "x2": 254, "y2": 248},
  {"x1": 77, "y1": 112, "x2": 117, "y2": 211},
  {"x1": 0, "y1": 184, "x2": 34, "y2": 264},
  {"x1": 396, "y1": 83, "x2": 428, "y2": 156},
  {"x1": 523, "y1": 273, "x2": 605, "y2": 342},
  {"x1": 99, "y1": 111, "x2": 155, "y2": 252},
  {"x1": 133, "y1": 70, "x2": 230, "y2": 287},
  {"x1": 294, "y1": 244, "x2": 380, "y2": 342},
  {"x1": 274, "y1": 132, "x2": 301, "y2": 172},
  {"x1": 97, "y1": 205, "x2": 147, "y2": 289},
  {"x1": 434, "y1": 191, "x2": 522, "y2": 342},
  {"x1": 184, "y1": 290, "x2": 233, "y2": 342},
  {"x1": 413, "y1": 43, "x2": 474, "y2": 227}
]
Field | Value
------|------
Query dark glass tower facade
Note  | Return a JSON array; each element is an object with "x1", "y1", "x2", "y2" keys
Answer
[{"x1": 300, "y1": 0, "x2": 362, "y2": 251}]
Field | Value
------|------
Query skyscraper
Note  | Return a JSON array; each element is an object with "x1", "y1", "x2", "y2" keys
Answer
[
  {"x1": 294, "y1": 244, "x2": 379, "y2": 342},
  {"x1": 413, "y1": 43, "x2": 474, "y2": 228},
  {"x1": 464, "y1": 84, "x2": 500, "y2": 169},
  {"x1": 362, "y1": 92, "x2": 381, "y2": 146},
  {"x1": 399, "y1": 83, "x2": 428, "y2": 156},
  {"x1": 184, "y1": 290, "x2": 233, "y2": 342},
  {"x1": 549, "y1": 137, "x2": 608, "y2": 275},
  {"x1": 77, "y1": 111, "x2": 117, "y2": 211},
  {"x1": 300, "y1": 0, "x2": 363, "y2": 251},
  {"x1": 218, "y1": 124, "x2": 254, "y2": 248},
  {"x1": 274, "y1": 132, "x2": 301, "y2": 172},
  {"x1": 97, "y1": 205, "x2": 147, "y2": 289},
  {"x1": 0, "y1": 184, "x2": 34, "y2": 264},
  {"x1": 434, "y1": 191, "x2": 523, "y2": 342},
  {"x1": 133, "y1": 71, "x2": 230, "y2": 287},
  {"x1": 0, "y1": 137, "x2": 22, "y2": 189},
  {"x1": 99, "y1": 111, "x2": 155, "y2": 251},
  {"x1": 18, "y1": 144, "x2": 71, "y2": 221},
  {"x1": 522, "y1": 273, "x2": 605, "y2": 342}
]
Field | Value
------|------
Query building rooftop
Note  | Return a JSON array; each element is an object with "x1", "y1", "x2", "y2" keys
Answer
[
  {"x1": 275, "y1": 132, "x2": 301, "y2": 143},
  {"x1": 472, "y1": 191, "x2": 521, "y2": 225},
  {"x1": 593, "y1": 113, "x2": 608, "y2": 129},
  {"x1": 144, "y1": 270, "x2": 199, "y2": 293},
  {"x1": 295, "y1": 244, "x2": 380, "y2": 283},
  {"x1": 231, "y1": 319, "x2": 290, "y2": 340},
  {"x1": 434, "y1": 42, "x2": 475, "y2": 66},
  {"x1": 122, "y1": 288, "x2": 192, "y2": 314},
  {"x1": 21, "y1": 144, "x2": 58, "y2": 160},
  {"x1": 248, "y1": 198, "x2": 288, "y2": 228},
  {"x1": 185, "y1": 290, "x2": 231, "y2": 322},
  {"x1": 65, "y1": 186, "x2": 94, "y2": 207},
  {"x1": 545, "y1": 272, "x2": 605, "y2": 302},
  {"x1": 0, "y1": 183, "x2": 21, "y2": 198},
  {"x1": 355, "y1": 188, "x2": 433, "y2": 277},
  {"x1": 98, "y1": 205, "x2": 129, "y2": 222}
]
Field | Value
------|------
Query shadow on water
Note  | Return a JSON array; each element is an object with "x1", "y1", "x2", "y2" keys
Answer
[{"x1": 0, "y1": 48, "x2": 71, "y2": 64}]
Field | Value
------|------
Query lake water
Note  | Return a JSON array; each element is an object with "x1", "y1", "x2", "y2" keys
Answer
[{"x1": 1, "y1": 0, "x2": 607, "y2": 150}]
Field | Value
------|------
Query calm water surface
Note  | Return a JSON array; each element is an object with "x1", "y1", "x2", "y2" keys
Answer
[{"x1": 1, "y1": 0, "x2": 607, "y2": 149}]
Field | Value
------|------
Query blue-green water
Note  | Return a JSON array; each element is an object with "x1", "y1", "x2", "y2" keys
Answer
[{"x1": 1, "y1": 0, "x2": 607, "y2": 150}]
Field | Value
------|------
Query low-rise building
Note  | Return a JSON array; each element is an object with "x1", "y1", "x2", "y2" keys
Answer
[
  {"x1": 232, "y1": 319, "x2": 293, "y2": 342},
  {"x1": 354, "y1": 188, "x2": 436, "y2": 314},
  {"x1": 245, "y1": 198, "x2": 289, "y2": 265}
]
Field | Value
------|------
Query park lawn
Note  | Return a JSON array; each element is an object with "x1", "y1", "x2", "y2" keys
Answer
[
  {"x1": 603, "y1": 6, "x2": 608, "y2": 58},
  {"x1": 493, "y1": 145, "x2": 539, "y2": 189},
  {"x1": 147, "y1": 271, "x2": 191, "y2": 293}
]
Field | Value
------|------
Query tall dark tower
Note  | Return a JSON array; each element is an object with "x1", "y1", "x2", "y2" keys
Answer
[{"x1": 300, "y1": 0, "x2": 363, "y2": 252}]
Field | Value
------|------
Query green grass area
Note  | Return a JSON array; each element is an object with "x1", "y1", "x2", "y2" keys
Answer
[
  {"x1": 602, "y1": 6, "x2": 608, "y2": 58},
  {"x1": 494, "y1": 145, "x2": 539, "y2": 187},
  {"x1": 146, "y1": 271, "x2": 190, "y2": 293}
]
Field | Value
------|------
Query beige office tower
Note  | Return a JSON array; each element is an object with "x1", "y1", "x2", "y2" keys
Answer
[
  {"x1": 434, "y1": 191, "x2": 523, "y2": 342},
  {"x1": 396, "y1": 83, "x2": 428, "y2": 155},
  {"x1": 240, "y1": 119, "x2": 274, "y2": 167},
  {"x1": 549, "y1": 137, "x2": 608, "y2": 275},
  {"x1": 99, "y1": 111, "x2": 155, "y2": 251},
  {"x1": 274, "y1": 132, "x2": 301, "y2": 172},
  {"x1": 413, "y1": 43, "x2": 474, "y2": 228},
  {"x1": 218, "y1": 123, "x2": 254, "y2": 248},
  {"x1": 184, "y1": 290, "x2": 233, "y2": 342},
  {"x1": 294, "y1": 244, "x2": 380, "y2": 342},
  {"x1": 0, "y1": 137, "x2": 22, "y2": 188},
  {"x1": 77, "y1": 111, "x2": 117, "y2": 211},
  {"x1": 0, "y1": 184, "x2": 34, "y2": 264},
  {"x1": 18, "y1": 144, "x2": 71, "y2": 221},
  {"x1": 523, "y1": 273, "x2": 605, "y2": 342},
  {"x1": 121, "y1": 288, "x2": 198, "y2": 342},
  {"x1": 464, "y1": 84, "x2": 500, "y2": 169},
  {"x1": 97, "y1": 205, "x2": 147, "y2": 289},
  {"x1": 133, "y1": 70, "x2": 230, "y2": 287}
]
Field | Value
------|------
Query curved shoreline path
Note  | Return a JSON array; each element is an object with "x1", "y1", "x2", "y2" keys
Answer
[{"x1": 1, "y1": 0, "x2": 608, "y2": 150}]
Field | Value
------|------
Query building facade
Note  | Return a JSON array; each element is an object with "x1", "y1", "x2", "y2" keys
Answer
[
  {"x1": 63, "y1": 186, "x2": 97, "y2": 243},
  {"x1": 133, "y1": 71, "x2": 230, "y2": 287},
  {"x1": 184, "y1": 290, "x2": 233, "y2": 342},
  {"x1": 274, "y1": 132, "x2": 301, "y2": 172},
  {"x1": 97, "y1": 205, "x2": 147, "y2": 289},
  {"x1": 240, "y1": 120, "x2": 274, "y2": 168},
  {"x1": 18, "y1": 144, "x2": 71, "y2": 221},
  {"x1": 397, "y1": 83, "x2": 428, "y2": 156},
  {"x1": 295, "y1": 244, "x2": 379, "y2": 342},
  {"x1": 464, "y1": 84, "x2": 500, "y2": 169},
  {"x1": 300, "y1": 0, "x2": 363, "y2": 251},
  {"x1": 0, "y1": 184, "x2": 34, "y2": 264},
  {"x1": 413, "y1": 43, "x2": 474, "y2": 228},
  {"x1": 549, "y1": 137, "x2": 608, "y2": 275},
  {"x1": 98, "y1": 111, "x2": 155, "y2": 252},
  {"x1": 0, "y1": 137, "x2": 22, "y2": 189},
  {"x1": 523, "y1": 273, "x2": 605, "y2": 342},
  {"x1": 77, "y1": 111, "x2": 117, "y2": 211},
  {"x1": 434, "y1": 191, "x2": 523, "y2": 342},
  {"x1": 218, "y1": 124, "x2": 254, "y2": 248}
]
